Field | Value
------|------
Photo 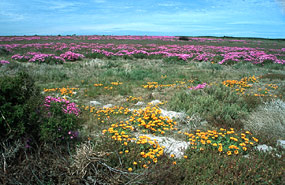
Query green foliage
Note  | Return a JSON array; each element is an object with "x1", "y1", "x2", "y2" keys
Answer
[
  {"x1": 163, "y1": 56, "x2": 187, "y2": 64},
  {"x1": 85, "y1": 52, "x2": 105, "y2": 59},
  {"x1": 40, "y1": 100, "x2": 82, "y2": 142},
  {"x1": 0, "y1": 72, "x2": 43, "y2": 141},
  {"x1": 260, "y1": 73, "x2": 285, "y2": 80},
  {"x1": 0, "y1": 46, "x2": 10, "y2": 55},
  {"x1": 34, "y1": 56, "x2": 64, "y2": 65},
  {"x1": 169, "y1": 84, "x2": 249, "y2": 128}
]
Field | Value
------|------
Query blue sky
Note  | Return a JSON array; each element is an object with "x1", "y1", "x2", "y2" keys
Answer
[{"x1": 0, "y1": 0, "x2": 284, "y2": 38}]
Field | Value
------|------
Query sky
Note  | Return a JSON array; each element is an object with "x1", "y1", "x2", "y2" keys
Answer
[{"x1": 0, "y1": 0, "x2": 284, "y2": 38}]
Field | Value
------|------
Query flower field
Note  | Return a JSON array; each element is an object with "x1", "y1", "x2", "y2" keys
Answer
[{"x1": 0, "y1": 35, "x2": 284, "y2": 184}]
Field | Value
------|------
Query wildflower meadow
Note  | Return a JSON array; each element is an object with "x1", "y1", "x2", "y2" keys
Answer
[{"x1": 0, "y1": 35, "x2": 284, "y2": 184}]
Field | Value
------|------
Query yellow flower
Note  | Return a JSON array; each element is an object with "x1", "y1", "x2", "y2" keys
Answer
[
  {"x1": 227, "y1": 151, "x2": 232, "y2": 156},
  {"x1": 218, "y1": 146, "x2": 223, "y2": 152},
  {"x1": 173, "y1": 161, "x2": 177, "y2": 165},
  {"x1": 234, "y1": 150, "x2": 239, "y2": 155},
  {"x1": 125, "y1": 150, "x2": 129, "y2": 153},
  {"x1": 133, "y1": 162, "x2": 137, "y2": 165},
  {"x1": 128, "y1": 168, "x2": 132, "y2": 172},
  {"x1": 243, "y1": 147, "x2": 247, "y2": 151},
  {"x1": 170, "y1": 154, "x2": 175, "y2": 158},
  {"x1": 184, "y1": 155, "x2": 188, "y2": 159}
]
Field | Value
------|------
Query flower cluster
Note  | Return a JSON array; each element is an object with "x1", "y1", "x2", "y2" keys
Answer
[
  {"x1": 84, "y1": 105, "x2": 131, "y2": 123},
  {"x1": 142, "y1": 80, "x2": 195, "y2": 90},
  {"x1": 129, "y1": 104, "x2": 177, "y2": 135},
  {"x1": 67, "y1": 130, "x2": 79, "y2": 139},
  {"x1": 60, "y1": 51, "x2": 84, "y2": 61},
  {"x1": 222, "y1": 76, "x2": 279, "y2": 97},
  {"x1": 3, "y1": 35, "x2": 284, "y2": 65},
  {"x1": 0, "y1": 60, "x2": 9, "y2": 65},
  {"x1": 183, "y1": 128, "x2": 258, "y2": 156},
  {"x1": 102, "y1": 122, "x2": 164, "y2": 170},
  {"x1": 12, "y1": 52, "x2": 65, "y2": 64},
  {"x1": 189, "y1": 83, "x2": 208, "y2": 90},
  {"x1": 44, "y1": 96, "x2": 80, "y2": 116},
  {"x1": 92, "y1": 81, "x2": 123, "y2": 92},
  {"x1": 43, "y1": 87, "x2": 79, "y2": 97},
  {"x1": 126, "y1": 96, "x2": 143, "y2": 103}
]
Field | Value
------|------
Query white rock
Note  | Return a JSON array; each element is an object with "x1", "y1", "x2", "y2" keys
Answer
[
  {"x1": 150, "y1": 100, "x2": 162, "y2": 106},
  {"x1": 103, "y1": 104, "x2": 113, "y2": 108},
  {"x1": 255, "y1": 144, "x2": 273, "y2": 152},
  {"x1": 160, "y1": 108, "x2": 186, "y2": 119},
  {"x1": 135, "y1": 101, "x2": 145, "y2": 106},
  {"x1": 90, "y1": 101, "x2": 101, "y2": 106},
  {"x1": 277, "y1": 140, "x2": 285, "y2": 149},
  {"x1": 136, "y1": 133, "x2": 189, "y2": 158}
]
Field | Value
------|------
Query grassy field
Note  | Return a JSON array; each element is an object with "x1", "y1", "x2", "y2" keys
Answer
[{"x1": 0, "y1": 35, "x2": 285, "y2": 184}]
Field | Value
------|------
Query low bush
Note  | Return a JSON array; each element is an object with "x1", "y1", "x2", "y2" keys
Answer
[
  {"x1": 178, "y1": 36, "x2": 189, "y2": 41},
  {"x1": 0, "y1": 46, "x2": 10, "y2": 55},
  {"x1": 40, "y1": 96, "x2": 82, "y2": 142},
  {"x1": 169, "y1": 84, "x2": 249, "y2": 128},
  {"x1": 0, "y1": 72, "x2": 43, "y2": 141},
  {"x1": 60, "y1": 51, "x2": 84, "y2": 61},
  {"x1": 244, "y1": 99, "x2": 285, "y2": 140}
]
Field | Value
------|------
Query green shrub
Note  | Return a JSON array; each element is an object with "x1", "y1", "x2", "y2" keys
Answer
[
  {"x1": 178, "y1": 36, "x2": 189, "y2": 41},
  {"x1": 40, "y1": 96, "x2": 82, "y2": 142},
  {"x1": 0, "y1": 72, "x2": 43, "y2": 141},
  {"x1": 0, "y1": 46, "x2": 10, "y2": 55},
  {"x1": 169, "y1": 84, "x2": 249, "y2": 128}
]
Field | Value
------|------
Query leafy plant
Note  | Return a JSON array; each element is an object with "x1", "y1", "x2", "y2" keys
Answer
[
  {"x1": 0, "y1": 72, "x2": 43, "y2": 141},
  {"x1": 40, "y1": 96, "x2": 82, "y2": 142}
]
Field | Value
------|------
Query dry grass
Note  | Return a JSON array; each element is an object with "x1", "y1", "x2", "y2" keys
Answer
[{"x1": 244, "y1": 99, "x2": 285, "y2": 141}]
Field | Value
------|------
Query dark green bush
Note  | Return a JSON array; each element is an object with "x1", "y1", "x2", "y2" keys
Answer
[
  {"x1": 0, "y1": 72, "x2": 43, "y2": 141},
  {"x1": 0, "y1": 46, "x2": 10, "y2": 55},
  {"x1": 178, "y1": 36, "x2": 189, "y2": 41}
]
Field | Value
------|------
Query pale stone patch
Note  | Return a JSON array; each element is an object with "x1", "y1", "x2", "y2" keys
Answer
[
  {"x1": 90, "y1": 101, "x2": 101, "y2": 106},
  {"x1": 103, "y1": 104, "x2": 113, "y2": 108},
  {"x1": 255, "y1": 144, "x2": 274, "y2": 152},
  {"x1": 135, "y1": 101, "x2": 144, "y2": 106},
  {"x1": 135, "y1": 133, "x2": 189, "y2": 158},
  {"x1": 160, "y1": 108, "x2": 187, "y2": 120},
  {"x1": 150, "y1": 100, "x2": 162, "y2": 106}
]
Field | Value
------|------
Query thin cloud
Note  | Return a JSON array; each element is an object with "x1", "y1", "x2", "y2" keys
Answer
[
  {"x1": 93, "y1": 0, "x2": 106, "y2": 3},
  {"x1": 36, "y1": 0, "x2": 84, "y2": 11},
  {"x1": 275, "y1": 0, "x2": 285, "y2": 14}
]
